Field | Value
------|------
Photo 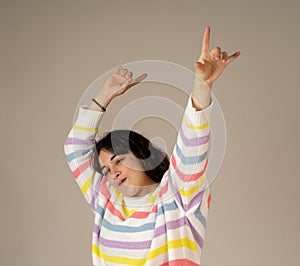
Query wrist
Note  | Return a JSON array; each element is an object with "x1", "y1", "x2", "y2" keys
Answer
[
  {"x1": 88, "y1": 93, "x2": 112, "y2": 112},
  {"x1": 192, "y1": 78, "x2": 212, "y2": 111},
  {"x1": 194, "y1": 76, "x2": 213, "y2": 89},
  {"x1": 92, "y1": 98, "x2": 106, "y2": 112},
  {"x1": 95, "y1": 91, "x2": 114, "y2": 108},
  {"x1": 206, "y1": 81, "x2": 213, "y2": 89}
]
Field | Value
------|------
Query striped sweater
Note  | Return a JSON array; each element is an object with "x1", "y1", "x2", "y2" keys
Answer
[{"x1": 64, "y1": 95, "x2": 213, "y2": 266}]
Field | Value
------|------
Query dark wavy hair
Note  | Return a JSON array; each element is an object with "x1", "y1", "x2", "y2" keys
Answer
[{"x1": 93, "y1": 130, "x2": 170, "y2": 183}]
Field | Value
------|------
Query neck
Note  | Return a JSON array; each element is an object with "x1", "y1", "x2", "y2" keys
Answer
[{"x1": 134, "y1": 183, "x2": 159, "y2": 197}]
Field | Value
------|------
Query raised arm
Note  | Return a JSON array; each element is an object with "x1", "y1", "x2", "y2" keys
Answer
[
  {"x1": 167, "y1": 26, "x2": 240, "y2": 209},
  {"x1": 64, "y1": 67, "x2": 147, "y2": 211},
  {"x1": 88, "y1": 66, "x2": 148, "y2": 112},
  {"x1": 192, "y1": 26, "x2": 240, "y2": 111}
]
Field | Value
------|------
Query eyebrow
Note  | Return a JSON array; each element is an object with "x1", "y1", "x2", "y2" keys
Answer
[
  {"x1": 110, "y1": 154, "x2": 116, "y2": 161},
  {"x1": 98, "y1": 154, "x2": 117, "y2": 173}
]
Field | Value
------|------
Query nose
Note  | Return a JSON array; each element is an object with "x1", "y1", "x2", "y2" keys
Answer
[
  {"x1": 113, "y1": 172, "x2": 121, "y2": 179},
  {"x1": 110, "y1": 167, "x2": 121, "y2": 180}
]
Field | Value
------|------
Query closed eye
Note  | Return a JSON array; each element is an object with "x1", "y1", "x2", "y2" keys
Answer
[
  {"x1": 101, "y1": 156, "x2": 125, "y2": 176},
  {"x1": 115, "y1": 157, "x2": 124, "y2": 164},
  {"x1": 100, "y1": 166, "x2": 110, "y2": 176},
  {"x1": 101, "y1": 166, "x2": 111, "y2": 176}
]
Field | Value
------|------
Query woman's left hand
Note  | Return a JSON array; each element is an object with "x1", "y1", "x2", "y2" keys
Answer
[{"x1": 194, "y1": 26, "x2": 240, "y2": 88}]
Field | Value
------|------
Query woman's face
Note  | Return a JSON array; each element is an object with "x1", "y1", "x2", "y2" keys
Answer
[{"x1": 98, "y1": 150, "x2": 158, "y2": 197}]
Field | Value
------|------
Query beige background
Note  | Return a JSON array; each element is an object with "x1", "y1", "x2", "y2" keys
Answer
[{"x1": 1, "y1": 0, "x2": 299, "y2": 265}]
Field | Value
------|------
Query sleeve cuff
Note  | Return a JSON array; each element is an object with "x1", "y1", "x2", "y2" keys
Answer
[
  {"x1": 186, "y1": 94, "x2": 214, "y2": 124},
  {"x1": 74, "y1": 106, "x2": 105, "y2": 129}
]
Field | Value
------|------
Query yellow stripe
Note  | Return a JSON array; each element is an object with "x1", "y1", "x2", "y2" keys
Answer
[
  {"x1": 73, "y1": 125, "x2": 98, "y2": 132},
  {"x1": 122, "y1": 204, "x2": 137, "y2": 217},
  {"x1": 183, "y1": 114, "x2": 209, "y2": 130},
  {"x1": 147, "y1": 193, "x2": 158, "y2": 203},
  {"x1": 80, "y1": 174, "x2": 94, "y2": 195},
  {"x1": 120, "y1": 192, "x2": 157, "y2": 216},
  {"x1": 169, "y1": 238, "x2": 198, "y2": 251},
  {"x1": 146, "y1": 243, "x2": 167, "y2": 260},
  {"x1": 114, "y1": 189, "x2": 123, "y2": 203},
  {"x1": 179, "y1": 176, "x2": 204, "y2": 197},
  {"x1": 114, "y1": 189, "x2": 137, "y2": 217},
  {"x1": 92, "y1": 245, "x2": 146, "y2": 265},
  {"x1": 147, "y1": 238, "x2": 198, "y2": 260}
]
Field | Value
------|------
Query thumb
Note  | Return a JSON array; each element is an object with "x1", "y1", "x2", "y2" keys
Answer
[
  {"x1": 120, "y1": 72, "x2": 148, "y2": 92},
  {"x1": 125, "y1": 73, "x2": 148, "y2": 89},
  {"x1": 132, "y1": 73, "x2": 148, "y2": 84}
]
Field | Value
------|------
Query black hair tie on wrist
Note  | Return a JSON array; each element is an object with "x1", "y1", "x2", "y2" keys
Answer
[{"x1": 92, "y1": 98, "x2": 106, "y2": 112}]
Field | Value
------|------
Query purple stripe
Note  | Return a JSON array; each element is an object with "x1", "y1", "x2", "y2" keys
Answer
[
  {"x1": 153, "y1": 223, "x2": 167, "y2": 238},
  {"x1": 179, "y1": 127, "x2": 210, "y2": 147},
  {"x1": 65, "y1": 137, "x2": 93, "y2": 145},
  {"x1": 186, "y1": 190, "x2": 204, "y2": 210},
  {"x1": 99, "y1": 236, "x2": 152, "y2": 249},
  {"x1": 166, "y1": 216, "x2": 186, "y2": 230},
  {"x1": 93, "y1": 223, "x2": 100, "y2": 236},
  {"x1": 187, "y1": 218, "x2": 204, "y2": 249},
  {"x1": 90, "y1": 173, "x2": 102, "y2": 211},
  {"x1": 90, "y1": 195, "x2": 96, "y2": 211},
  {"x1": 168, "y1": 170, "x2": 205, "y2": 211},
  {"x1": 153, "y1": 216, "x2": 204, "y2": 249},
  {"x1": 153, "y1": 217, "x2": 185, "y2": 238},
  {"x1": 168, "y1": 171, "x2": 184, "y2": 209},
  {"x1": 167, "y1": 215, "x2": 204, "y2": 249}
]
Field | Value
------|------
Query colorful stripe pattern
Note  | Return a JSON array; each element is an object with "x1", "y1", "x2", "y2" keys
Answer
[{"x1": 64, "y1": 96, "x2": 213, "y2": 265}]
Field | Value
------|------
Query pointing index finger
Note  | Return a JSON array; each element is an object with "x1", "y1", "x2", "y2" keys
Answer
[{"x1": 201, "y1": 26, "x2": 211, "y2": 55}]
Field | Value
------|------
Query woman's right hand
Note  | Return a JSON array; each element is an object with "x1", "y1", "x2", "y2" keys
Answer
[{"x1": 90, "y1": 66, "x2": 148, "y2": 111}]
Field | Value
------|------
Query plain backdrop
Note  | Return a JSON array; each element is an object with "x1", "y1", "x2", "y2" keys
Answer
[{"x1": 1, "y1": 0, "x2": 299, "y2": 265}]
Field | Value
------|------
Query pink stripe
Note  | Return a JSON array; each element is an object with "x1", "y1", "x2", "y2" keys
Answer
[
  {"x1": 208, "y1": 192, "x2": 212, "y2": 209},
  {"x1": 130, "y1": 205, "x2": 158, "y2": 219},
  {"x1": 99, "y1": 177, "x2": 111, "y2": 199},
  {"x1": 161, "y1": 259, "x2": 201, "y2": 266},
  {"x1": 171, "y1": 155, "x2": 208, "y2": 182},
  {"x1": 107, "y1": 200, "x2": 125, "y2": 221},
  {"x1": 72, "y1": 159, "x2": 92, "y2": 179},
  {"x1": 167, "y1": 170, "x2": 205, "y2": 211},
  {"x1": 159, "y1": 181, "x2": 168, "y2": 197},
  {"x1": 65, "y1": 137, "x2": 93, "y2": 145}
]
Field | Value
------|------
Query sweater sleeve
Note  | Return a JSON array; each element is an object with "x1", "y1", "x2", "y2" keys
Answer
[
  {"x1": 64, "y1": 106, "x2": 107, "y2": 213},
  {"x1": 166, "y1": 94, "x2": 213, "y2": 210}
]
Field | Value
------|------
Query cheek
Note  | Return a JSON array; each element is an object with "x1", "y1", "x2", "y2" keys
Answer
[
  {"x1": 124, "y1": 160, "x2": 145, "y2": 172},
  {"x1": 130, "y1": 172, "x2": 148, "y2": 187},
  {"x1": 106, "y1": 176, "x2": 118, "y2": 187}
]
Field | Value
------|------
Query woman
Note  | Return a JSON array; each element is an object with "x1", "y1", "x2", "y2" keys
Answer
[{"x1": 64, "y1": 26, "x2": 240, "y2": 265}]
